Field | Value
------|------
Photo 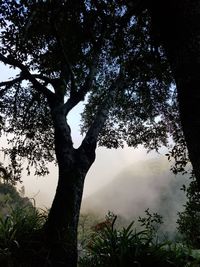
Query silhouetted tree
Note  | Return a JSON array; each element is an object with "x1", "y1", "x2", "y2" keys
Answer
[{"x1": 0, "y1": 1, "x2": 176, "y2": 266}]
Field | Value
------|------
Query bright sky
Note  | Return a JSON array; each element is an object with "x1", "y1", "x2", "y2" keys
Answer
[{"x1": 0, "y1": 63, "x2": 159, "y2": 208}]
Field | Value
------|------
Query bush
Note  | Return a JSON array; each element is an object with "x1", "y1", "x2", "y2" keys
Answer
[
  {"x1": 177, "y1": 178, "x2": 200, "y2": 248},
  {"x1": 79, "y1": 212, "x2": 200, "y2": 267},
  {"x1": 0, "y1": 204, "x2": 47, "y2": 266}
]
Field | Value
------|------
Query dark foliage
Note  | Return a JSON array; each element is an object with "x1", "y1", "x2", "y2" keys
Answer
[
  {"x1": 0, "y1": 1, "x2": 180, "y2": 177},
  {"x1": 177, "y1": 175, "x2": 200, "y2": 248},
  {"x1": 79, "y1": 213, "x2": 198, "y2": 267},
  {"x1": 0, "y1": 1, "x2": 193, "y2": 266}
]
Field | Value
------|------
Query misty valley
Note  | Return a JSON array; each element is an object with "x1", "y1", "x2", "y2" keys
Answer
[{"x1": 0, "y1": 157, "x2": 200, "y2": 266}]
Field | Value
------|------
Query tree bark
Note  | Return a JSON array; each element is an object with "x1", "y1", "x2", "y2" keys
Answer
[
  {"x1": 44, "y1": 106, "x2": 96, "y2": 267},
  {"x1": 45, "y1": 166, "x2": 85, "y2": 267},
  {"x1": 147, "y1": 0, "x2": 200, "y2": 187}
]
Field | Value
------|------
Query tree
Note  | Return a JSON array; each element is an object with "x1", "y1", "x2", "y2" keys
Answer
[
  {"x1": 0, "y1": 1, "x2": 174, "y2": 266},
  {"x1": 143, "y1": 0, "x2": 200, "y2": 187}
]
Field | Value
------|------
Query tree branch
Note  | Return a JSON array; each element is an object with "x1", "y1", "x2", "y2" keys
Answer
[
  {"x1": 63, "y1": 62, "x2": 98, "y2": 116},
  {"x1": 63, "y1": 50, "x2": 99, "y2": 116},
  {"x1": 80, "y1": 70, "x2": 127, "y2": 151},
  {"x1": 0, "y1": 54, "x2": 55, "y2": 101},
  {"x1": 32, "y1": 74, "x2": 55, "y2": 85},
  {"x1": 0, "y1": 73, "x2": 54, "y2": 91},
  {"x1": 0, "y1": 75, "x2": 24, "y2": 88}
]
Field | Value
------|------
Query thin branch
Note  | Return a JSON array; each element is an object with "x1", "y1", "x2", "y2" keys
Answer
[
  {"x1": 13, "y1": 82, "x2": 21, "y2": 120},
  {"x1": 52, "y1": 9, "x2": 106, "y2": 115},
  {"x1": 68, "y1": 13, "x2": 112, "y2": 108},
  {"x1": 63, "y1": 47, "x2": 100, "y2": 116},
  {"x1": 0, "y1": 74, "x2": 24, "y2": 97},
  {"x1": 63, "y1": 61, "x2": 98, "y2": 116},
  {"x1": 0, "y1": 54, "x2": 55, "y2": 101},
  {"x1": 0, "y1": 75, "x2": 24, "y2": 88},
  {"x1": 79, "y1": 58, "x2": 98, "y2": 97}
]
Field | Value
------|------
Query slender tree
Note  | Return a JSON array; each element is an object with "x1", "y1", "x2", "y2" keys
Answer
[{"x1": 0, "y1": 1, "x2": 174, "y2": 266}]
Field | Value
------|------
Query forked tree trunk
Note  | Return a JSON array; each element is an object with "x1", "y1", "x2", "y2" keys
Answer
[
  {"x1": 148, "y1": 0, "x2": 200, "y2": 188},
  {"x1": 44, "y1": 107, "x2": 96, "y2": 267},
  {"x1": 42, "y1": 63, "x2": 121, "y2": 266}
]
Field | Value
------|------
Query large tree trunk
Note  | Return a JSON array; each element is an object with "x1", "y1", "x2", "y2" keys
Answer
[
  {"x1": 45, "y1": 166, "x2": 85, "y2": 267},
  {"x1": 44, "y1": 106, "x2": 96, "y2": 267},
  {"x1": 147, "y1": 0, "x2": 200, "y2": 187}
]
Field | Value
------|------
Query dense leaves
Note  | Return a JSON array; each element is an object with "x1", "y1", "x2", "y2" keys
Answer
[
  {"x1": 0, "y1": 0, "x2": 184, "y2": 178},
  {"x1": 81, "y1": 10, "x2": 175, "y2": 150}
]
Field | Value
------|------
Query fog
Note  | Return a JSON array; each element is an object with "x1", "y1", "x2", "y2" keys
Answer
[
  {"x1": 82, "y1": 155, "x2": 188, "y2": 236},
  {"x1": 20, "y1": 145, "x2": 158, "y2": 207},
  {"x1": 19, "y1": 148, "x2": 189, "y2": 238}
]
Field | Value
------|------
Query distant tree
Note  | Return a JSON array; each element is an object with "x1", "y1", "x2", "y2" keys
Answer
[
  {"x1": 0, "y1": 162, "x2": 15, "y2": 185},
  {"x1": 0, "y1": 182, "x2": 32, "y2": 217},
  {"x1": 117, "y1": 1, "x2": 200, "y2": 184},
  {"x1": 0, "y1": 162, "x2": 9, "y2": 184},
  {"x1": 139, "y1": 1, "x2": 200, "y2": 245},
  {"x1": 0, "y1": 162, "x2": 33, "y2": 219},
  {"x1": 0, "y1": 1, "x2": 176, "y2": 266}
]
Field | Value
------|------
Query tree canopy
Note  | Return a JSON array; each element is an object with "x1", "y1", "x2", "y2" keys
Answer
[
  {"x1": 0, "y1": 1, "x2": 192, "y2": 266},
  {"x1": 0, "y1": 0, "x2": 179, "y2": 179}
]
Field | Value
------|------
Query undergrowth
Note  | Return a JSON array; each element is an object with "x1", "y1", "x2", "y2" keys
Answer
[
  {"x1": 0, "y1": 204, "x2": 199, "y2": 266},
  {"x1": 0, "y1": 205, "x2": 47, "y2": 267},
  {"x1": 79, "y1": 212, "x2": 200, "y2": 267}
]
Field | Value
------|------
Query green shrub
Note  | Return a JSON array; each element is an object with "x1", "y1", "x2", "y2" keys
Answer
[
  {"x1": 79, "y1": 212, "x2": 200, "y2": 267},
  {"x1": 177, "y1": 178, "x2": 200, "y2": 248},
  {"x1": 0, "y1": 205, "x2": 47, "y2": 266}
]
